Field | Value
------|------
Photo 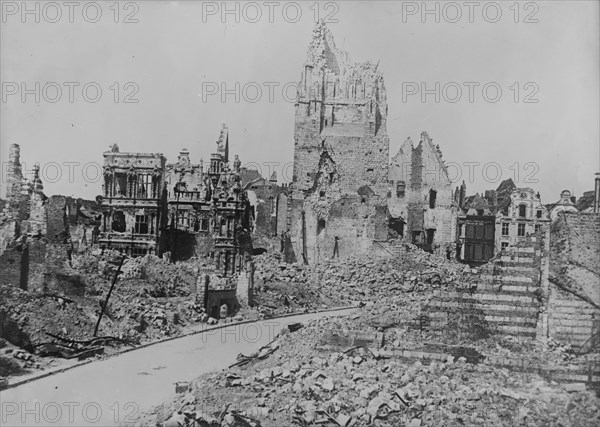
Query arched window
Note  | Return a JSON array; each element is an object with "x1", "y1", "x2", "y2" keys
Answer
[{"x1": 518, "y1": 204, "x2": 527, "y2": 218}]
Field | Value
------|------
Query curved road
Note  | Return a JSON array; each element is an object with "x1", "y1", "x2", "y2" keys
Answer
[{"x1": 0, "y1": 309, "x2": 354, "y2": 426}]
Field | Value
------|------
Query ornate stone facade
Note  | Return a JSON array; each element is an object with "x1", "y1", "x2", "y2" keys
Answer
[{"x1": 98, "y1": 145, "x2": 166, "y2": 256}]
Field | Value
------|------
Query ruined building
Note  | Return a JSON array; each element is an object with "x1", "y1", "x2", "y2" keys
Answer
[
  {"x1": 98, "y1": 145, "x2": 166, "y2": 256},
  {"x1": 158, "y1": 125, "x2": 255, "y2": 316},
  {"x1": 289, "y1": 21, "x2": 390, "y2": 263},
  {"x1": 388, "y1": 132, "x2": 458, "y2": 255},
  {"x1": 163, "y1": 124, "x2": 253, "y2": 267},
  {"x1": 0, "y1": 144, "x2": 98, "y2": 293},
  {"x1": 241, "y1": 169, "x2": 289, "y2": 250}
]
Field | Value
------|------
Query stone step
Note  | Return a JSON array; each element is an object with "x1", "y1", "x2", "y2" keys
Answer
[
  {"x1": 428, "y1": 312, "x2": 538, "y2": 326},
  {"x1": 434, "y1": 291, "x2": 539, "y2": 305},
  {"x1": 427, "y1": 301, "x2": 540, "y2": 316},
  {"x1": 493, "y1": 265, "x2": 537, "y2": 273},
  {"x1": 468, "y1": 283, "x2": 541, "y2": 294},
  {"x1": 500, "y1": 256, "x2": 534, "y2": 264},
  {"x1": 480, "y1": 275, "x2": 533, "y2": 283},
  {"x1": 427, "y1": 324, "x2": 537, "y2": 338}
]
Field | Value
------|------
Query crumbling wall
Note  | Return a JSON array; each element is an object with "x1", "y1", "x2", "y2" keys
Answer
[
  {"x1": 547, "y1": 212, "x2": 600, "y2": 348},
  {"x1": 428, "y1": 235, "x2": 544, "y2": 341},
  {"x1": 290, "y1": 22, "x2": 389, "y2": 263},
  {"x1": 0, "y1": 221, "x2": 17, "y2": 256},
  {"x1": 389, "y1": 132, "x2": 457, "y2": 253},
  {"x1": 0, "y1": 240, "x2": 25, "y2": 289},
  {"x1": 548, "y1": 285, "x2": 600, "y2": 349},
  {"x1": 245, "y1": 180, "x2": 289, "y2": 240},
  {"x1": 26, "y1": 239, "x2": 47, "y2": 292}
]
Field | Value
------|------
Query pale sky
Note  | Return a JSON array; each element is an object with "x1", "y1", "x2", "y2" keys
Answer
[{"x1": 1, "y1": 0, "x2": 599, "y2": 204}]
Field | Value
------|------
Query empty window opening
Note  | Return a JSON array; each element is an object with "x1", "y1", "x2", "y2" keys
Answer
[
  {"x1": 396, "y1": 181, "x2": 406, "y2": 198},
  {"x1": 115, "y1": 174, "x2": 127, "y2": 196},
  {"x1": 317, "y1": 219, "x2": 326, "y2": 235},
  {"x1": 412, "y1": 231, "x2": 422, "y2": 244},
  {"x1": 429, "y1": 190, "x2": 437, "y2": 209},
  {"x1": 536, "y1": 210, "x2": 542, "y2": 218},
  {"x1": 426, "y1": 229, "x2": 435, "y2": 245},
  {"x1": 429, "y1": 189, "x2": 437, "y2": 208},
  {"x1": 112, "y1": 211, "x2": 126, "y2": 232}
]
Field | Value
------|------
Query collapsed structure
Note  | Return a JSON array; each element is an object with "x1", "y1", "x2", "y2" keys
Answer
[
  {"x1": 97, "y1": 125, "x2": 255, "y2": 316},
  {"x1": 288, "y1": 21, "x2": 459, "y2": 263},
  {"x1": 0, "y1": 144, "x2": 100, "y2": 293},
  {"x1": 288, "y1": 21, "x2": 390, "y2": 263},
  {"x1": 389, "y1": 132, "x2": 458, "y2": 255}
]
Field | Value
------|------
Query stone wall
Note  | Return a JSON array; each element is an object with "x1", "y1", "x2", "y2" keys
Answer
[
  {"x1": 0, "y1": 241, "x2": 25, "y2": 289},
  {"x1": 290, "y1": 22, "x2": 389, "y2": 263},
  {"x1": 546, "y1": 212, "x2": 600, "y2": 349},
  {"x1": 388, "y1": 132, "x2": 457, "y2": 253},
  {"x1": 427, "y1": 235, "x2": 545, "y2": 341}
]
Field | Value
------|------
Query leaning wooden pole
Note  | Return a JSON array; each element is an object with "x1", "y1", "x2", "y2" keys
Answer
[{"x1": 93, "y1": 255, "x2": 126, "y2": 337}]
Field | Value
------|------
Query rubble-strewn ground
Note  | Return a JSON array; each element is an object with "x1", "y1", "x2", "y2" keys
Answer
[
  {"x1": 1, "y1": 251, "x2": 236, "y2": 382},
  {"x1": 3, "y1": 243, "x2": 599, "y2": 426},
  {"x1": 136, "y1": 245, "x2": 600, "y2": 426},
  {"x1": 136, "y1": 310, "x2": 600, "y2": 427}
]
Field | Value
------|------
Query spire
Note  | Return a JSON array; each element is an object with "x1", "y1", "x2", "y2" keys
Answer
[{"x1": 216, "y1": 123, "x2": 229, "y2": 163}]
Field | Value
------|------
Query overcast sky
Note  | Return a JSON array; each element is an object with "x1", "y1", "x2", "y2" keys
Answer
[{"x1": 1, "y1": 0, "x2": 598, "y2": 203}]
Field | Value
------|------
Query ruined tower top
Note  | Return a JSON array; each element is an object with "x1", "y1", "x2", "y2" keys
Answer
[
  {"x1": 300, "y1": 21, "x2": 386, "y2": 105},
  {"x1": 305, "y1": 20, "x2": 349, "y2": 73}
]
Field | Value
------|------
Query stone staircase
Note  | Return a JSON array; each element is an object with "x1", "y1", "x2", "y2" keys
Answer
[{"x1": 425, "y1": 236, "x2": 545, "y2": 341}]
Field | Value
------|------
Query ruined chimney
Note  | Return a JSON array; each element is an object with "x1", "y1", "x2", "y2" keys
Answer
[
  {"x1": 595, "y1": 172, "x2": 600, "y2": 213},
  {"x1": 7, "y1": 144, "x2": 24, "y2": 203}
]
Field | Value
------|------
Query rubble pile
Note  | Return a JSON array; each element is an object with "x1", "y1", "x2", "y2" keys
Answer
[
  {"x1": 0, "y1": 252, "x2": 210, "y2": 382},
  {"x1": 252, "y1": 243, "x2": 469, "y2": 315},
  {"x1": 138, "y1": 312, "x2": 600, "y2": 427},
  {"x1": 0, "y1": 338, "x2": 49, "y2": 378},
  {"x1": 0, "y1": 284, "x2": 100, "y2": 348}
]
